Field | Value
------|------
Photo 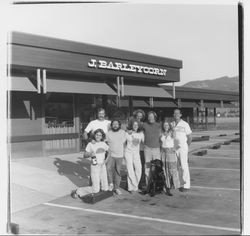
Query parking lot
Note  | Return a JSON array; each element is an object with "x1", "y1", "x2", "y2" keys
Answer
[{"x1": 11, "y1": 137, "x2": 241, "y2": 235}]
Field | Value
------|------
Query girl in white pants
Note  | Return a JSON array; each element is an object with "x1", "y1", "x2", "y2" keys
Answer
[
  {"x1": 71, "y1": 129, "x2": 109, "y2": 198},
  {"x1": 125, "y1": 120, "x2": 144, "y2": 193}
]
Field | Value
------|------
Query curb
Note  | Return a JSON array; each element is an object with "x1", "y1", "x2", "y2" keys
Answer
[{"x1": 189, "y1": 137, "x2": 239, "y2": 155}]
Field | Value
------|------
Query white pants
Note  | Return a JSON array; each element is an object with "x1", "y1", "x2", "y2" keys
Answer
[
  {"x1": 176, "y1": 144, "x2": 190, "y2": 189},
  {"x1": 90, "y1": 163, "x2": 108, "y2": 193},
  {"x1": 125, "y1": 149, "x2": 142, "y2": 191}
]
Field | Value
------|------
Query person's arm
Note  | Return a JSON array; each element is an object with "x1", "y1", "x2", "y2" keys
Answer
[
  {"x1": 141, "y1": 132, "x2": 145, "y2": 143},
  {"x1": 185, "y1": 123, "x2": 192, "y2": 146},
  {"x1": 83, "y1": 121, "x2": 93, "y2": 140},
  {"x1": 123, "y1": 130, "x2": 127, "y2": 144},
  {"x1": 84, "y1": 150, "x2": 95, "y2": 158},
  {"x1": 187, "y1": 134, "x2": 192, "y2": 146},
  {"x1": 107, "y1": 121, "x2": 111, "y2": 131},
  {"x1": 83, "y1": 131, "x2": 89, "y2": 140},
  {"x1": 84, "y1": 144, "x2": 95, "y2": 158}
]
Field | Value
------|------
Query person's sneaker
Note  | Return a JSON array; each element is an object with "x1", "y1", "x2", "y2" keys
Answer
[
  {"x1": 179, "y1": 187, "x2": 189, "y2": 192},
  {"x1": 128, "y1": 190, "x2": 136, "y2": 194},
  {"x1": 165, "y1": 189, "x2": 173, "y2": 196},
  {"x1": 108, "y1": 183, "x2": 114, "y2": 191},
  {"x1": 114, "y1": 189, "x2": 122, "y2": 195},
  {"x1": 71, "y1": 190, "x2": 78, "y2": 199}
]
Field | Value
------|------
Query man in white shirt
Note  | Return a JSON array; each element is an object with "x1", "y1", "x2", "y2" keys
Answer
[
  {"x1": 171, "y1": 109, "x2": 192, "y2": 192},
  {"x1": 83, "y1": 108, "x2": 111, "y2": 140}
]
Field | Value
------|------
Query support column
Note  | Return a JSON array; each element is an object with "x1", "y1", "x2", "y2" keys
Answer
[
  {"x1": 74, "y1": 94, "x2": 80, "y2": 152},
  {"x1": 196, "y1": 107, "x2": 199, "y2": 129},
  {"x1": 102, "y1": 95, "x2": 108, "y2": 111},
  {"x1": 205, "y1": 107, "x2": 208, "y2": 130},
  {"x1": 177, "y1": 98, "x2": 181, "y2": 108},
  {"x1": 41, "y1": 94, "x2": 46, "y2": 156},
  {"x1": 214, "y1": 107, "x2": 217, "y2": 128},
  {"x1": 129, "y1": 96, "x2": 133, "y2": 116}
]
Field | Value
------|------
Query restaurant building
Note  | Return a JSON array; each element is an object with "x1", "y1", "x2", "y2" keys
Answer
[{"x1": 8, "y1": 32, "x2": 239, "y2": 158}]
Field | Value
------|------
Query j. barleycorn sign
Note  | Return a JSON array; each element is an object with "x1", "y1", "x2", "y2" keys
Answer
[{"x1": 88, "y1": 59, "x2": 167, "y2": 76}]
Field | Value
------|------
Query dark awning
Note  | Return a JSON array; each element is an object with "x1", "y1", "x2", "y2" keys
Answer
[
  {"x1": 204, "y1": 102, "x2": 237, "y2": 108},
  {"x1": 47, "y1": 79, "x2": 116, "y2": 95},
  {"x1": 180, "y1": 101, "x2": 199, "y2": 108},
  {"x1": 133, "y1": 100, "x2": 149, "y2": 107},
  {"x1": 123, "y1": 85, "x2": 172, "y2": 98},
  {"x1": 120, "y1": 99, "x2": 148, "y2": 107},
  {"x1": 153, "y1": 100, "x2": 177, "y2": 107}
]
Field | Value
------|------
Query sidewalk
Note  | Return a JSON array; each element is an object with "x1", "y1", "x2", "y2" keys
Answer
[{"x1": 10, "y1": 129, "x2": 240, "y2": 213}]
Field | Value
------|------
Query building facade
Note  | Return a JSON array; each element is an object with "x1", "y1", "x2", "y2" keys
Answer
[{"x1": 8, "y1": 32, "x2": 239, "y2": 158}]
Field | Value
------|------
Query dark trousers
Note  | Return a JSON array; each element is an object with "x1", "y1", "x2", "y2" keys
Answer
[
  {"x1": 106, "y1": 156, "x2": 123, "y2": 190},
  {"x1": 138, "y1": 150, "x2": 146, "y2": 189}
]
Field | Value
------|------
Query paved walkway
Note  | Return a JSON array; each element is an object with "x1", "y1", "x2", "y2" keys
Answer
[{"x1": 10, "y1": 129, "x2": 239, "y2": 213}]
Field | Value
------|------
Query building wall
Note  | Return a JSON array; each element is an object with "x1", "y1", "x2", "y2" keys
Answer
[{"x1": 9, "y1": 91, "x2": 43, "y2": 158}]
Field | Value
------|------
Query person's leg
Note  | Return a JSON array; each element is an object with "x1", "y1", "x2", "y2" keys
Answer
[
  {"x1": 170, "y1": 161, "x2": 180, "y2": 189},
  {"x1": 178, "y1": 146, "x2": 190, "y2": 189},
  {"x1": 162, "y1": 150, "x2": 171, "y2": 189},
  {"x1": 90, "y1": 165, "x2": 101, "y2": 193},
  {"x1": 125, "y1": 151, "x2": 137, "y2": 191},
  {"x1": 139, "y1": 150, "x2": 146, "y2": 189},
  {"x1": 100, "y1": 164, "x2": 109, "y2": 191},
  {"x1": 114, "y1": 157, "x2": 123, "y2": 190},
  {"x1": 133, "y1": 151, "x2": 142, "y2": 191},
  {"x1": 152, "y1": 147, "x2": 161, "y2": 160},
  {"x1": 106, "y1": 156, "x2": 115, "y2": 187},
  {"x1": 176, "y1": 148, "x2": 184, "y2": 187},
  {"x1": 144, "y1": 146, "x2": 152, "y2": 186}
]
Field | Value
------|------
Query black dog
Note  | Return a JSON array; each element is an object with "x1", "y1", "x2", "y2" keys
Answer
[{"x1": 146, "y1": 159, "x2": 169, "y2": 197}]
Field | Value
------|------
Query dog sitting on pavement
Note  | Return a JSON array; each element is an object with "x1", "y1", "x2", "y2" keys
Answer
[{"x1": 145, "y1": 159, "x2": 172, "y2": 197}]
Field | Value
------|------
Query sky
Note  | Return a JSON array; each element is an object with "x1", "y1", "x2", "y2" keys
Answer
[{"x1": 6, "y1": 2, "x2": 239, "y2": 85}]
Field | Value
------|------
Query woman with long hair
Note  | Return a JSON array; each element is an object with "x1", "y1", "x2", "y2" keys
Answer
[
  {"x1": 160, "y1": 120, "x2": 180, "y2": 196},
  {"x1": 125, "y1": 120, "x2": 144, "y2": 193}
]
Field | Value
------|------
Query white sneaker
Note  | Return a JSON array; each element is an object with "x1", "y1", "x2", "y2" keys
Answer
[
  {"x1": 114, "y1": 189, "x2": 122, "y2": 195},
  {"x1": 108, "y1": 183, "x2": 114, "y2": 191}
]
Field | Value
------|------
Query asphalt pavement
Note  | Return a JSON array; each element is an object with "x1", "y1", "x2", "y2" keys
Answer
[{"x1": 10, "y1": 129, "x2": 240, "y2": 235}]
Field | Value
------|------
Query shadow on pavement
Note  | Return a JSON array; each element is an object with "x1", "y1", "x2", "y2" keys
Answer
[{"x1": 53, "y1": 157, "x2": 91, "y2": 187}]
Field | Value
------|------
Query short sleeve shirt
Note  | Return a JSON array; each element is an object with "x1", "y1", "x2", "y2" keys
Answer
[
  {"x1": 84, "y1": 119, "x2": 111, "y2": 134},
  {"x1": 172, "y1": 119, "x2": 192, "y2": 146},
  {"x1": 106, "y1": 129, "x2": 126, "y2": 158},
  {"x1": 142, "y1": 122, "x2": 161, "y2": 148},
  {"x1": 125, "y1": 132, "x2": 144, "y2": 152},
  {"x1": 85, "y1": 141, "x2": 109, "y2": 164},
  {"x1": 160, "y1": 133, "x2": 174, "y2": 148}
]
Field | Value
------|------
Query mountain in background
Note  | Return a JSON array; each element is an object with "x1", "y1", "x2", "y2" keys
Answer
[{"x1": 183, "y1": 76, "x2": 239, "y2": 92}]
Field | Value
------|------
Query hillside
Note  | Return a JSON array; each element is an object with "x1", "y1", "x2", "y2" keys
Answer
[{"x1": 183, "y1": 76, "x2": 239, "y2": 92}]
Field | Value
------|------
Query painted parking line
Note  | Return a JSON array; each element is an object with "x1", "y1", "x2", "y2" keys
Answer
[
  {"x1": 190, "y1": 167, "x2": 240, "y2": 171},
  {"x1": 190, "y1": 156, "x2": 239, "y2": 160},
  {"x1": 44, "y1": 202, "x2": 240, "y2": 233},
  {"x1": 192, "y1": 185, "x2": 240, "y2": 191}
]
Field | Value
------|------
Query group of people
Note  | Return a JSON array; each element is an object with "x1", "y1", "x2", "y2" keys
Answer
[{"x1": 72, "y1": 107, "x2": 192, "y2": 198}]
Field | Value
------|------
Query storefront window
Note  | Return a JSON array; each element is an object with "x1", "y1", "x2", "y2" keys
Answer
[{"x1": 45, "y1": 93, "x2": 74, "y2": 127}]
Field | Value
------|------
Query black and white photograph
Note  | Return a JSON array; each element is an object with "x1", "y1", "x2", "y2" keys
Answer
[{"x1": 0, "y1": 0, "x2": 249, "y2": 235}]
